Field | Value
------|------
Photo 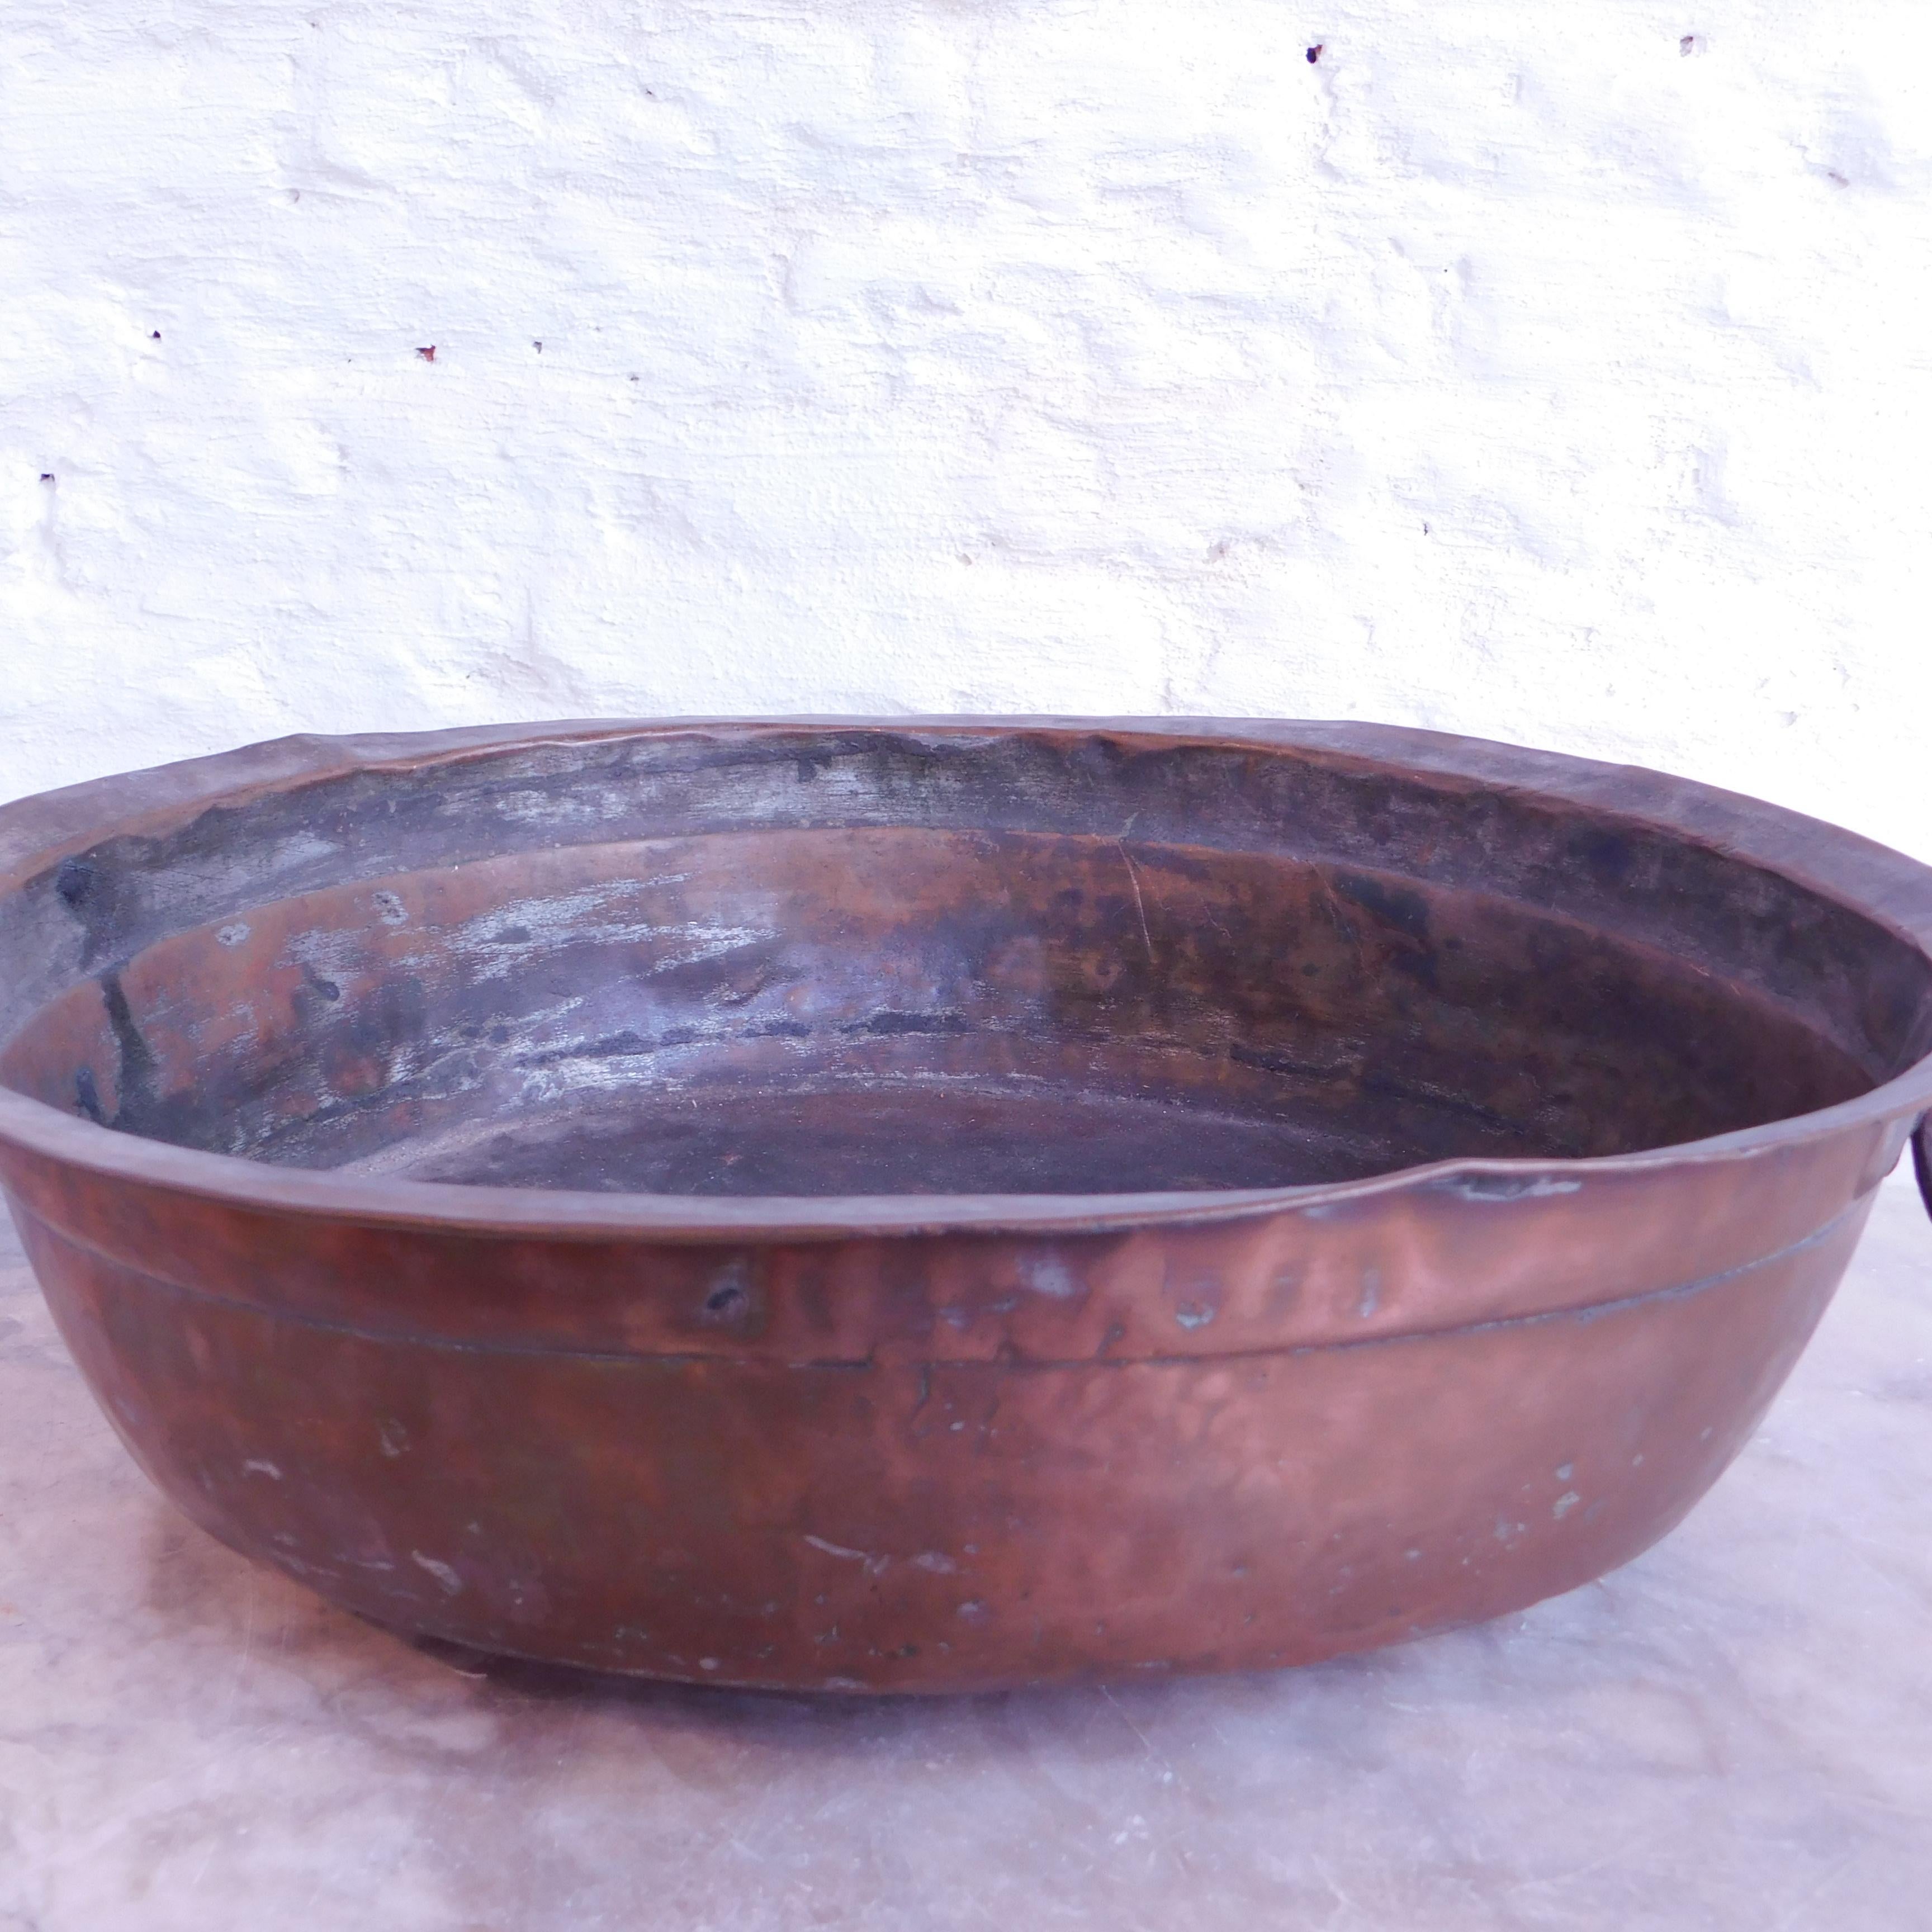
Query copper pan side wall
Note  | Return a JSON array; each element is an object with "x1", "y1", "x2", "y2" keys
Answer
[{"x1": 0, "y1": 1153, "x2": 1876, "y2": 1692}]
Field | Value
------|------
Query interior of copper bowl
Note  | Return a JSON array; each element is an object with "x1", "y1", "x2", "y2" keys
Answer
[{"x1": 3, "y1": 729, "x2": 1929, "y2": 1195}]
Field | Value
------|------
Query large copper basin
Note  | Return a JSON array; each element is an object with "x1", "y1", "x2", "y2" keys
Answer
[{"x1": 2, "y1": 719, "x2": 1928, "y2": 1692}]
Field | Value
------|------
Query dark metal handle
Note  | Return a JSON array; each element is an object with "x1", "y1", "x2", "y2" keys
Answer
[{"x1": 1915, "y1": 1114, "x2": 1932, "y2": 1225}]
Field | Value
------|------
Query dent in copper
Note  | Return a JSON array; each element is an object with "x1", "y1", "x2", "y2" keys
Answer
[{"x1": 1, "y1": 719, "x2": 1928, "y2": 1692}]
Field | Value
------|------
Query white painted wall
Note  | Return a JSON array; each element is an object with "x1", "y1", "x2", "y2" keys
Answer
[{"x1": 3, "y1": 1, "x2": 1929, "y2": 854}]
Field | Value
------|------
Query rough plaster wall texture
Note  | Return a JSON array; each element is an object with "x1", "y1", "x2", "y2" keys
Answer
[{"x1": 1, "y1": 1, "x2": 1928, "y2": 855}]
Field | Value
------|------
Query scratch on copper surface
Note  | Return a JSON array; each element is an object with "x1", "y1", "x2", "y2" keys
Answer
[
  {"x1": 1115, "y1": 840, "x2": 1154, "y2": 967},
  {"x1": 411, "y1": 1551, "x2": 464, "y2": 1594},
  {"x1": 804, "y1": 1533, "x2": 891, "y2": 1575}
]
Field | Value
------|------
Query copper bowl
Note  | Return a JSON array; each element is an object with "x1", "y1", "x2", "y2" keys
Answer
[{"x1": 2, "y1": 719, "x2": 1928, "y2": 1692}]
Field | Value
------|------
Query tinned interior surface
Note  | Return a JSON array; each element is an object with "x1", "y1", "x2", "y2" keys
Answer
[{"x1": 1, "y1": 731, "x2": 1925, "y2": 1195}]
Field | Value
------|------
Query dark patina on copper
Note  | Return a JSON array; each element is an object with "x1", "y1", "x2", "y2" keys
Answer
[{"x1": 1, "y1": 718, "x2": 1928, "y2": 1693}]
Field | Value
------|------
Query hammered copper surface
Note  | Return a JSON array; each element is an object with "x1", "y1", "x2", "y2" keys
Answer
[{"x1": 1, "y1": 719, "x2": 1928, "y2": 1691}]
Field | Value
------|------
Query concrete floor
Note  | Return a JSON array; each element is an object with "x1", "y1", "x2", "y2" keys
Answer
[{"x1": 2, "y1": 1168, "x2": 1929, "y2": 1931}]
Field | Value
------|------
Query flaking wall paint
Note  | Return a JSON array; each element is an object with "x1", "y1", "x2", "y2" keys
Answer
[{"x1": 3, "y1": 1, "x2": 1928, "y2": 854}]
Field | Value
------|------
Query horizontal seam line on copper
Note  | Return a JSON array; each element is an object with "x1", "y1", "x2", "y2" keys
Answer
[{"x1": 13, "y1": 1192, "x2": 1868, "y2": 1368}]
